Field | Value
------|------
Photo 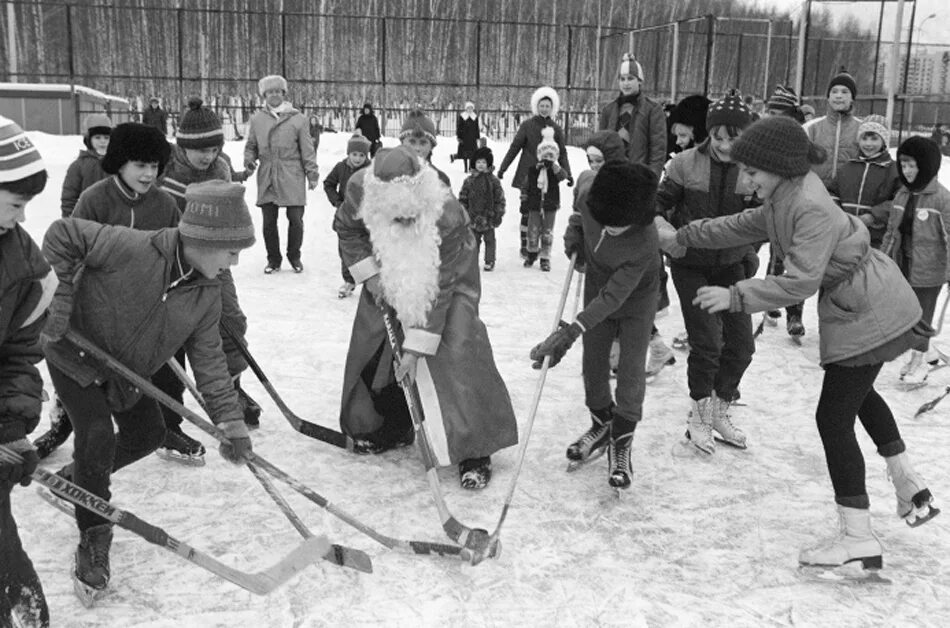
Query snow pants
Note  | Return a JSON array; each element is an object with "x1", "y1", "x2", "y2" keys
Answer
[{"x1": 0, "y1": 489, "x2": 49, "y2": 628}]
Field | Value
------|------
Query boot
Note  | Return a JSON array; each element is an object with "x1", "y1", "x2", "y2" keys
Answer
[
  {"x1": 710, "y1": 393, "x2": 747, "y2": 448},
  {"x1": 798, "y1": 506, "x2": 882, "y2": 570},
  {"x1": 539, "y1": 258, "x2": 551, "y2": 272},
  {"x1": 75, "y1": 523, "x2": 113, "y2": 591},
  {"x1": 33, "y1": 397, "x2": 73, "y2": 459},
  {"x1": 607, "y1": 418, "x2": 636, "y2": 489},
  {"x1": 686, "y1": 397, "x2": 715, "y2": 454},
  {"x1": 885, "y1": 452, "x2": 941, "y2": 527},
  {"x1": 787, "y1": 313, "x2": 805, "y2": 337},
  {"x1": 523, "y1": 252, "x2": 538, "y2": 267},
  {"x1": 900, "y1": 350, "x2": 928, "y2": 386},
  {"x1": 459, "y1": 456, "x2": 492, "y2": 490},
  {"x1": 646, "y1": 332, "x2": 676, "y2": 377},
  {"x1": 156, "y1": 424, "x2": 206, "y2": 466},
  {"x1": 566, "y1": 405, "x2": 613, "y2": 463},
  {"x1": 338, "y1": 282, "x2": 356, "y2": 298}
]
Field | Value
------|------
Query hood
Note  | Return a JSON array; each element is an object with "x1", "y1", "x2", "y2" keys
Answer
[
  {"x1": 897, "y1": 136, "x2": 941, "y2": 191},
  {"x1": 584, "y1": 130, "x2": 626, "y2": 164},
  {"x1": 530, "y1": 86, "x2": 560, "y2": 118}
]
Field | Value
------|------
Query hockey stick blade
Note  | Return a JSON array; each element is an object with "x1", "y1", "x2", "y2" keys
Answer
[
  {"x1": 916, "y1": 385, "x2": 950, "y2": 417},
  {"x1": 0, "y1": 448, "x2": 329, "y2": 596},
  {"x1": 221, "y1": 319, "x2": 353, "y2": 450}
]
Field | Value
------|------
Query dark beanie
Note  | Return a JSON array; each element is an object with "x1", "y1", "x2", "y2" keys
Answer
[
  {"x1": 101, "y1": 122, "x2": 171, "y2": 177},
  {"x1": 731, "y1": 116, "x2": 814, "y2": 178},
  {"x1": 471, "y1": 146, "x2": 494, "y2": 169},
  {"x1": 828, "y1": 69, "x2": 857, "y2": 99},
  {"x1": 587, "y1": 162, "x2": 658, "y2": 227},
  {"x1": 177, "y1": 97, "x2": 224, "y2": 150},
  {"x1": 707, "y1": 89, "x2": 752, "y2": 131},
  {"x1": 179, "y1": 181, "x2": 255, "y2": 250},
  {"x1": 897, "y1": 136, "x2": 941, "y2": 191}
]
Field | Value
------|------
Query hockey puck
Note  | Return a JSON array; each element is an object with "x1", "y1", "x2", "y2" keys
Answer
[{"x1": 465, "y1": 528, "x2": 490, "y2": 550}]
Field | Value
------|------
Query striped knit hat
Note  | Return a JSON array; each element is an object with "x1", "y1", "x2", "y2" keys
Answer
[
  {"x1": 766, "y1": 85, "x2": 800, "y2": 112},
  {"x1": 618, "y1": 52, "x2": 644, "y2": 81},
  {"x1": 177, "y1": 97, "x2": 224, "y2": 150},
  {"x1": 0, "y1": 116, "x2": 46, "y2": 183},
  {"x1": 179, "y1": 181, "x2": 255, "y2": 250}
]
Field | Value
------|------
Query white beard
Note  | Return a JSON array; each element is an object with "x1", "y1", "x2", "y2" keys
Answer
[{"x1": 359, "y1": 165, "x2": 448, "y2": 328}]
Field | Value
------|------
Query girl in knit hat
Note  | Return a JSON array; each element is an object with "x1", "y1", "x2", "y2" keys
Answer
[
  {"x1": 663, "y1": 114, "x2": 939, "y2": 577},
  {"x1": 324, "y1": 133, "x2": 372, "y2": 297},
  {"x1": 880, "y1": 136, "x2": 950, "y2": 386},
  {"x1": 60, "y1": 114, "x2": 112, "y2": 218},
  {"x1": 806, "y1": 69, "x2": 862, "y2": 188}
]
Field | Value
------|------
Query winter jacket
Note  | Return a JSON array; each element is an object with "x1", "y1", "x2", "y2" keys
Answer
[
  {"x1": 323, "y1": 158, "x2": 369, "y2": 208},
  {"x1": 881, "y1": 178, "x2": 950, "y2": 287},
  {"x1": 72, "y1": 176, "x2": 180, "y2": 231},
  {"x1": 677, "y1": 171, "x2": 921, "y2": 366},
  {"x1": 456, "y1": 113, "x2": 479, "y2": 158},
  {"x1": 244, "y1": 103, "x2": 319, "y2": 207},
  {"x1": 158, "y1": 145, "x2": 233, "y2": 209},
  {"x1": 458, "y1": 169, "x2": 505, "y2": 232},
  {"x1": 0, "y1": 226, "x2": 54, "y2": 443},
  {"x1": 61, "y1": 150, "x2": 109, "y2": 217},
  {"x1": 497, "y1": 115, "x2": 571, "y2": 190},
  {"x1": 355, "y1": 108, "x2": 381, "y2": 144},
  {"x1": 524, "y1": 161, "x2": 567, "y2": 213},
  {"x1": 805, "y1": 108, "x2": 863, "y2": 188},
  {"x1": 828, "y1": 151, "x2": 900, "y2": 248},
  {"x1": 655, "y1": 140, "x2": 759, "y2": 268},
  {"x1": 599, "y1": 93, "x2": 667, "y2": 178},
  {"x1": 142, "y1": 106, "x2": 168, "y2": 135},
  {"x1": 42, "y1": 220, "x2": 244, "y2": 422}
]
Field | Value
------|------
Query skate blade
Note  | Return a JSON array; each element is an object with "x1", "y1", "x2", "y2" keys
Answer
[
  {"x1": 898, "y1": 379, "x2": 928, "y2": 392},
  {"x1": 565, "y1": 447, "x2": 607, "y2": 473},
  {"x1": 670, "y1": 439, "x2": 714, "y2": 459},
  {"x1": 713, "y1": 435, "x2": 748, "y2": 450},
  {"x1": 73, "y1": 574, "x2": 107, "y2": 608},
  {"x1": 789, "y1": 335, "x2": 803, "y2": 346},
  {"x1": 905, "y1": 504, "x2": 941, "y2": 528},
  {"x1": 798, "y1": 562, "x2": 891, "y2": 585},
  {"x1": 154, "y1": 448, "x2": 206, "y2": 467}
]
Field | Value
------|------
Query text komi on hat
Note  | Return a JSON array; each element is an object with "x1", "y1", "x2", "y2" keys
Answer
[
  {"x1": 258, "y1": 74, "x2": 288, "y2": 96},
  {"x1": 347, "y1": 133, "x2": 372, "y2": 155},
  {"x1": 587, "y1": 161, "x2": 658, "y2": 228},
  {"x1": 828, "y1": 68, "x2": 857, "y2": 99},
  {"x1": 101, "y1": 123, "x2": 171, "y2": 177},
  {"x1": 766, "y1": 85, "x2": 800, "y2": 112},
  {"x1": 707, "y1": 89, "x2": 752, "y2": 130},
  {"x1": 0, "y1": 115, "x2": 45, "y2": 183},
  {"x1": 858, "y1": 114, "x2": 889, "y2": 144},
  {"x1": 177, "y1": 97, "x2": 224, "y2": 150},
  {"x1": 618, "y1": 52, "x2": 644, "y2": 81},
  {"x1": 731, "y1": 115, "x2": 813, "y2": 178},
  {"x1": 399, "y1": 109, "x2": 438, "y2": 147},
  {"x1": 179, "y1": 181, "x2": 256, "y2": 250}
]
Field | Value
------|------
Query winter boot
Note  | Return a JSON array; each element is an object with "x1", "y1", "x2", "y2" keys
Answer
[
  {"x1": 900, "y1": 350, "x2": 928, "y2": 386},
  {"x1": 686, "y1": 397, "x2": 716, "y2": 454},
  {"x1": 156, "y1": 424, "x2": 206, "y2": 466},
  {"x1": 235, "y1": 378, "x2": 262, "y2": 430},
  {"x1": 566, "y1": 405, "x2": 613, "y2": 465},
  {"x1": 607, "y1": 418, "x2": 636, "y2": 490},
  {"x1": 483, "y1": 261, "x2": 495, "y2": 272},
  {"x1": 74, "y1": 523, "x2": 113, "y2": 601},
  {"x1": 787, "y1": 313, "x2": 805, "y2": 338},
  {"x1": 646, "y1": 332, "x2": 676, "y2": 377},
  {"x1": 710, "y1": 393, "x2": 747, "y2": 449},
  {"x1": 798, "y1": 506, "x2": 883, "y2": 571},
  {"x1": 523, "y1": 252, "x2": 538, "y2": 267},
  {"x1": 338, "y1": 282, "x2": 356, "y2": 298},
  {"x1": 885, "y1": 452, "x2": 941, "y2": 527},
  {"x1": 33, "y1": 396, "x2": 73, "y2": 459},
  {"x1": 459, "y1": 456, "x2": 492, "y2": 490}
]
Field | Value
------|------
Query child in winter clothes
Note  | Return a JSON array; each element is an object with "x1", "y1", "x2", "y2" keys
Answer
[
  {"x1": 324, "y1": 133, "x2": 372, "y2": 296},
  {"x1": 806, "y1": 70, "x2": 863, "y2": 188},
  {"x1": 881, "y1": 136, "x2": 950, "y2": 385},
  {"x1": 828, "y1": 114, "x2": 899, "y2": 249},
  {"x1": 531, "y1": 161, "x2": 660, "y2": 490},
  {"x1": 497, "y1": 87, "x2": 573, "y2": 262},
  {"x1": 0, "y1": 116, "x2": 53, "y2": 628},
  {"x1": 459, "y1": 146, "x2": 505, "y2": 271},
  {"x1": 665, "y1": 114, "x2": 938, "y2": 574},
  {"x1": 399, "y1": 109, "x2": 452, "y2": 188},
  {"x1": 61, "y1": 113, "x2": 112, "y2": 217},
  {"x1": 522, "y1": 127, "x2": 567, "y2": 271}
]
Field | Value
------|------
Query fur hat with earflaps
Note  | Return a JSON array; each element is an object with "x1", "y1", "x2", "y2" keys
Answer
[
  {"x1": 668, "y1": 95, "x2": 711, "y2": 145},
  {"x1": 258, "y1": 75, "x2": 288, "y2": 96},
  {"x1": 471, "y1": 146, "x2": 494, "y2": 169},
  {"x1": 587, "y1": 162, "x2": 658, "y2": 227},
  {"x1": 101, "y1": 122, "x2": 171, "y2": 177}
]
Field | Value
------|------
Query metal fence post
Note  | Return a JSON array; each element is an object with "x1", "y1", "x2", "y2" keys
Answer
[
  {"x1": 703, "y1": 14, "x2": 715, "y2": 96},
  {"x1": 475, "y1": 21, "x2": 481, "y2": 105},
  {"x1": 670, "y1": 21, "x2": 679, "y2": 103},
  {"x1": 736, "y1": 32, "x2": 743, "y2": 91},
  {"x1": 177, "y1": 7, "x2": 184, "y2": 109},
  {"x1": 566, "y1": 25, "x2": 573, "y2": 143}
]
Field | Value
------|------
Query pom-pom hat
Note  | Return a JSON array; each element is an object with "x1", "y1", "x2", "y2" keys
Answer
[
  {"x1": 707, "y1": 89, "x2": 752, "y2": 130},
  {"x1": 176, "y1": 97, "x2": 224, "y2": 150}
]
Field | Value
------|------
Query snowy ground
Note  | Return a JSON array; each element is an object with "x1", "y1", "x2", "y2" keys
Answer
[{"x1": 11, "y1": 130, "x2": 950, "y2": 627}]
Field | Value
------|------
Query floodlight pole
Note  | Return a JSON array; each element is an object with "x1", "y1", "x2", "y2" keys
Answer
[
  {"x1": 794, "y1": 0, "x2": 811, "y2": 98},
  {"x1": 671, "y1": 21, "x2": 680, "y2": 103},
  {"x1": 885, "y1": 0, "x2": 906, "y2": 129},
  {"x1": 764, "y1": 20, "x2": 773, "y2": 101}
]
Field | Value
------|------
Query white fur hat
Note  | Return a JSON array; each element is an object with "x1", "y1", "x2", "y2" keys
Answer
[
  {"x1": 258, "y1": 75, "x2": 288, "y2": 96},
  {"x1": 530, "y1": 86, "x2": 560, "y2": 119}
]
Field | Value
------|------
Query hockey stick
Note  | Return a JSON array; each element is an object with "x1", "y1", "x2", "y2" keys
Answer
[
  {"x1": 381, "y1": 308, "x2": 493, "y2": 564},
  {"x1": 0, "y1": 445, "x2": 328, "y2": 596},
  {"x1": 62, "y1": 330, "x2": 469, "y2": 561},
  {"x1": 220, "y1": 319, "x2": 353, "y2": 451},
  {"x1": 474, "y1": 253, "x2": 578, "y2": 562},
  {"x1": 166, "y1": 359, "x2": 372, "y2": 573},
  {"x1": 916, "y1": 385, "x2": 950, "y2": 417}
]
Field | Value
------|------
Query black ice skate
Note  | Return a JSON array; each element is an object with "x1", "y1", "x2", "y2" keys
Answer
[
  {"x1": 607, "y1": 433, "x2": 633, "y2": 491},
  {"x1": 566, "y1": 405, "x2": 612, "y2": 472},
  {"x1": 74, "y1": 523, "x2": 113, "y2": 608},
  {"x1": 155, "y1": 425, "x2": 206, "y2": 466},
  {"x1": 787, "y1": 314, "x2": 805, "y2": 345},
  {"x1": 459, "y1": 456, "x2": 492, "y2": 490},
  {"x1": 33, "y1": 397, "x2": 73, "y2": 459}
]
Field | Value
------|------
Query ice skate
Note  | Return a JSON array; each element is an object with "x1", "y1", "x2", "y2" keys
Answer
[
  {"x1": 459, "y1": 456, "x2": 492, "y2": 490},
  {"x1": 710, "y1": 393, "x2": 747, "y2": 449},
  {"x1": 74, "y1": 524, "x2": 113, "y2": 607},
  {"x1": 671, "y1": 331, "x2": 689, "y2": 351},
  {"x1": 899, "y1": 350, "x2": 928, "y2": 389},
  {"x1": 539, "y1": 259, "x2": 551, "y2": 272},
  {"x1": 607, "y1": 432, "x2": 634, "y2": 492},
  {"x1": 155, "y1": 424, "x2": 206, "y2": 466},
  {"x1": 337, "y1": 282, "x2": 356, "y2": 298},
  {"x1": 646, "y1": 332, "x2": 676, "y2": 378},
  {"x1": 787, "y1": 314, "x2": 804, "y2": 344},
  {"x1": 685, "y1": 397, "x2": 716, "y2": 455},
  {"x1": 885, "y1": 452, "x2": 941, "y2": 527},
  {"x1": 566, "y1": 405, "x2": 612, "y2": 472},
  {"x1": 798, "y1": 506, "x2": 889, "y2": 584},
  {"x1": 33, "y1": 396, "x2": 73, "y2": 459}
]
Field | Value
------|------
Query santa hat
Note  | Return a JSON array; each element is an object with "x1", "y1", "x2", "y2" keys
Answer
[
  {"x1": 530, "y1": 86, "x2": 560, "y2": 118},
  {"x1": 618, "y1": 52, "x2": 644, "y2": 81},
  {"x1": 101, "y1": 122, "x2": 171, "y2": 177},
  {"x1": 858, "y1": 114, "x2": 889, "y2": 144},
  {"x1": 82, "y1": 113, "x2": 113, "y2": 150},
  {"x1": 258, "y1": 74, "x2": 288, "y2": 96},
  {"x1": 536, "y1": 127, "x2": 559, "y2": 162},
  {"x1": 588, "y1": 162, "x2": 657, "y2": 227},
  {"x1": 179, "y1": 181, "x2": 255, "y2": 250},
  {"x1": 399, "y1": 109, "x2": 438, "y2": 147},
  {"x1": 176, "y1": 97, "x2": 224, "y2": 150},
  {"x1": 0, "y1": 115, "x2": 46, "y2": 183}
]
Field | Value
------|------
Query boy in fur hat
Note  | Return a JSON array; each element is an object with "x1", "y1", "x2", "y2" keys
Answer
[
  {"x1": 532, "y1": 161, "x2": 661, "y2": 490},
  {"x1": 334, "y1": 146, "x2": 518, "y2": 489},
  {"x1": 324, "y1": 133, "x2": 372, "y2": 297},
  {"x1": 458, "y1": 146, "x2": 505, "y2": 271},
  {"x1": 244, "y1": 74, "x2": 319, "y2": 274},
  {"x1": 61, "y1": 113, "x2": 112, "y2": 217},
  {"x1": 523, "y1": 127, "x2": 568, "y2": 271}
]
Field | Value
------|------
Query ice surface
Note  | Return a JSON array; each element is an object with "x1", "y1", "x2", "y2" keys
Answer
[{"x1": 11, "y1": 130, "x2": 950, "y2": 627}]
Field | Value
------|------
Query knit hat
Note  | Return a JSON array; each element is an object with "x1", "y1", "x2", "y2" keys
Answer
[
  {"x1": 399, "y1": 109, "x2": 437, "y2": 147},
  {"x1": 373, "y1": 146, "x2": 422, "y2": 182},
  {"x1": 101, "y1": 122, "x2": 171, "y2": 177},
  {"x1": 766, "y1": 85, "x2": 799, "y2": 112},
  {"x1": 669, "y1": 95, "x2": 711, "y2": 144},
  {"x1": 707, "y1": 89, "x2": 752, "y2": 130},
  {"x1": 897, "y1": 136, "x2": 941, "y2": 191},
  {"x1": 731, "y1": 115, "x2": 815, "y2": 178},
  {"x1": 618, "y1": 52, "x2": 644, "y2": 81},
  {"x1": 584, "y1": 130, "x2": 626, "y2": 164},
  {"x1": 536, "y1": 127, "x2": 559, "y2": 162},
  {"x1": 82, "y1": 113, "x2": 112, "y2": 150},
  {"x1": 0, "y1": 115, "x2": 45, "y2": 183},
  {"x1": 858, "y1": 114, "x2": 889, "y2": 144},
  {"x1": 828, "y1": 69, "x2": 857, "y2": 99},
  {"x1": 587, "y1": 162, "x2": 658, "y2": 227},
  {"x1": 258, "y1": 74, "x2": 288, "y2": 96},
  {"x1": 347, "y1": 133, "x2": 372, "y2": 155},
  {"x1": 176, "y1": 97, "x2": 223, "y2": 150},
  {"x1": 471, "y1": 146, "x2": 494, "y2": 169},
  {"x1": 179, "y1": 181, "x2": 255, "y2": 250},
  {"x1": 800, "y1": 104, "x2": 816, "y2": 118}
]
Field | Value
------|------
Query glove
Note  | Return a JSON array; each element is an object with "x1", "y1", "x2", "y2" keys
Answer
[
  {"x1": 529, "y1": 321, "x2": 583, "y2": 369},
  {"x1": 0, "y1": 438, "x2": 39, "y2": 488},
  {"x1": 217, "y1": 419, "x2": 252, "y2": 464},
  {"x1": 40, "y1": 296, "x2": 72, "y2": 346},
  {"x1": 566, "y1": 176, "x2": 574, "y2": 188},
  {"x1": 497, "y1": 169, "x2": 505, "y2": 181},
  {"x1": 243, "y1": 160, "x2": 257, "y2": 173},
  {"x1": 564, "y1": 225, "x2": 585, "y2": 266}
]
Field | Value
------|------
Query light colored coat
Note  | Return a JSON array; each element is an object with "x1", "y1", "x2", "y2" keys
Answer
[
  {"x1": 244, "y1": 103, "x2": 319, "y2": 207},
  {"x1": 881, "y1": 178, "x2": 950, "y2": 287},
  {"x1": 805, "y1": 109, "x2": 863, "y2": 188}
]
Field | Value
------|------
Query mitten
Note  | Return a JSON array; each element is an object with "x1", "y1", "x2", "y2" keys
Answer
[
  {"x1": 566, "y1": 176, "x2": 574, "y2": 188},
  {"x1": 497, "y1": 169, "x2": 505, "y2": 180},
  {"x1": 0, "y1": 438, "x2": 39, "y2": 488},
  {"x1": 217, "y1": 419, "x2": 252, "y2": 464},
  {"x1": 563, "y1": 225, "x2": 585, "y2": 266},
  {"x1": 41, "y1": 297, "x2": 72, "y2": 346},
  {"x1": 529, "y1": 322, "x2": 583, "y2": 369}
]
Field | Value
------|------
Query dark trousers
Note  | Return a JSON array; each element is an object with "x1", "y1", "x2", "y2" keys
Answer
[
  {"x1": 769, "y1": 251, "x2": 804, "y2": 319},
  {"x1": 474, "y1": 229, "x2": 497, "y2": 265},
  {"x1": 48, "y1": 364, "x2": 167, "y2": 531},
  {"x1": 519, "y1": 212, "x2": 529, "y2": 257},
  {"x1": 912, "y1": 285, "x2": 942, "y2": 351},
  {"x1": 261, "y1": 203, "x2": 304, "y2": 267},
  {"x1": 816, "y1": 363, "x2": 905, "y2": 508},
  {"x1": 0, "y1": 489, "x2": 49, "y2": 627},
  {"x1": 671, "y1": 263, "x2": 755, "y2": 401},
  {"x1": 339, "y1": 243, "x2": 354, "y2": 284},
  {"x1": 149, "y1": 348, "x2": 186, "y2": 430}
]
